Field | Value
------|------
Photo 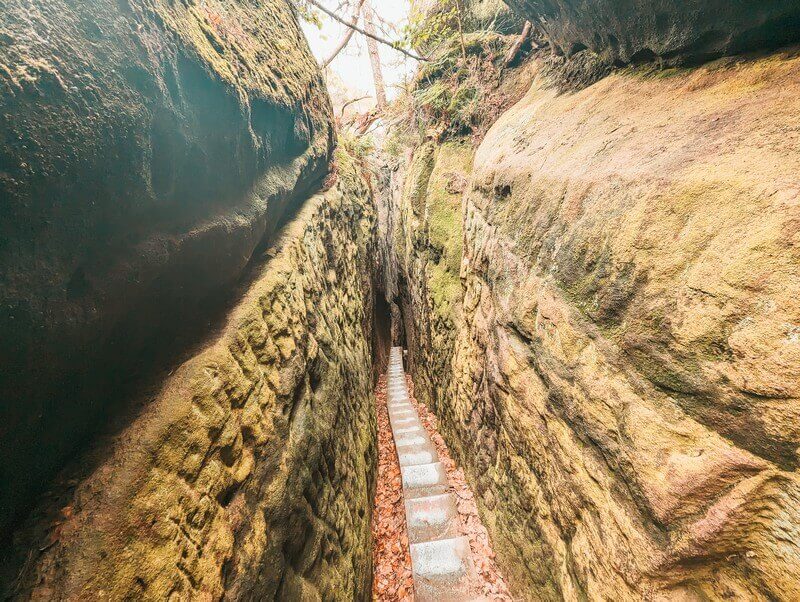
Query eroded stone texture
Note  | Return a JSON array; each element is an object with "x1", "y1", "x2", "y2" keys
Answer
[
  {"x1": 503, "y1": 0, "x2": 800, "y2": 65},
  {"x1": 3, "y1": 152, "x2": 377, "y2": 600},
  {"x1": 386, "y1": 50, "x2": 800, "y2": 600},
  {"x1": 383, "y1": 141, "x2": 472, "y2": 431},
  {"x1": 0, "y1": 0, "x2": 333, "y2": 535}
]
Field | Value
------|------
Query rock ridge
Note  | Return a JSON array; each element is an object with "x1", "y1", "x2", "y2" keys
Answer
[{"x1": 382, "y1": 45, "x2": 800, "y2": 600}]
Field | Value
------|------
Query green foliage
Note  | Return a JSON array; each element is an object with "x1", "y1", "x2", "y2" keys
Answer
[
  {"x1": 338, "y1": 130, "x2": 375, "y2": 160},
  {"x1": 335, "y1": 130, "x2": 382, "y2": 197},
  {"x1": 402, "y1": 2, "x2": 460, "y2": 55},
  {"x1": 408, "y1": 31, "x2": 509, "y2": 139},
  {"x1": 294, "y1": 1, "x2": 323, "y2": 28}
]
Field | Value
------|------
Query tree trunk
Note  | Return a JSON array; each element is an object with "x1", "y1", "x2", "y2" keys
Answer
[{"x1": 364, "y1": 2, "x2": 387, "y2": 110}]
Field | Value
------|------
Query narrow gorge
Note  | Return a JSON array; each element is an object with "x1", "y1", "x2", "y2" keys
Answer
[{"x1": 1, "y1": 0, "x2": 800, "y2": 600}]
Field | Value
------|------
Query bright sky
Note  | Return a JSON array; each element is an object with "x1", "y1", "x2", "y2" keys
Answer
[{"x1": 301, "y1": 1, "x2": 416, "y2": 103}]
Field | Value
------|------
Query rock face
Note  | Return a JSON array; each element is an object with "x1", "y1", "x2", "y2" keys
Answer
[
  {"x1": 0, "y1": 0, "x2": 333, "y2": 536},
  {"x1": 382, "y1": 140, "x2": 472, "y2": 435},
  {"x1": 4, "y1": 149, "x2": 378, "y2": 600},
  {"x1": 504, "y1": 0, "x2": 800, "y2": 65},
  {"x1": 384, "y1": 49, "x2": 800, "y2": 600}
]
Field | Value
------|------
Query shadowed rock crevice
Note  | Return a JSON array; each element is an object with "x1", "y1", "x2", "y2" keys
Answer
[
  {"x1": 380, "y1": 39, "x2": 800, "y2": 601},
  {"x1": 0, "y1": 0, "x2": 334, "y2": 539}
]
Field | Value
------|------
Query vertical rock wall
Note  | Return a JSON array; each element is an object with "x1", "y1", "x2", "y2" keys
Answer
[
  {"x1": 0, "y1": 0, "x2": 333, "y2": 536},
  {"x1": 3, "y1": 151, "x2": 379, "y2": 600},
  {"x1": 385, "y1": 50, "x2": 800, "y2": 600},
  {"x1": 382, "y1": 140, "x2": 472, "y2": 428}
]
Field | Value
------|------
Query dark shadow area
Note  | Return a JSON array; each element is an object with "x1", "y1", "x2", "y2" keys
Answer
[
  {"x1": 372, "y1": 293, "x2": 392, "y2": 381},
  {"x1": 0, "y1": 37, "x2": 332, "y2": 544},
  {"x1": 0, "y1": 165, "x2": 329, "y2": 591}
]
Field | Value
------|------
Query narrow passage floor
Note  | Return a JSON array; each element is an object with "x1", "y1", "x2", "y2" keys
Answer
[{"x1": 372, "y1": 347, "x2": 512, "y2": 601}]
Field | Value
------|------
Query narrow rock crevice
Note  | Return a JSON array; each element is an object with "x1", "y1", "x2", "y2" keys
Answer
[
  {"x1": 379, "y1": 41, "x2": 800, "y2": 601},
  {"x1": 2, "y1": 155, "x2": 380, "y2": 600}
]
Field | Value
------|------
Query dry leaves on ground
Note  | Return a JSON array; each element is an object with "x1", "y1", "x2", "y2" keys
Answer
[
  {"x1": 372, "y1": 375, "x2": 414, "y2": 601},
  {"x1": 407, "y1": 376, "x2": 514, "y2": 601}
]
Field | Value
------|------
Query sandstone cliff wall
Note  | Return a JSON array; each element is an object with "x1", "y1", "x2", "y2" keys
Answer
[
  {"x1": 504, "y1": 0, "x2": 800, "y2": 66},
  {"x1": 3, "y1": 150, "x2": 378, "y2": 600},
  {"x1": 0, "y1": 0, "x2": 333, "y2": 535},
  {"x1": 385, "y1": 50, "x2": 800, "y2": 600},
  {"x1": 383, "y1": 140, "x2": 470, "y2": 429}
]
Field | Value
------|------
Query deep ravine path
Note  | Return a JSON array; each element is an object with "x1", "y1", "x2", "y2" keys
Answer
[{"x1": 372, "y1": 347, "x2": 512, "y2": 601}]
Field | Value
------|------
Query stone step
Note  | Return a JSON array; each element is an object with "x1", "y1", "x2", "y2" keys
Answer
[
  {"x1": 389, "y1": 416, "x2": 421, "y2": 429},
  {"x1": 386, "y1": 346, "x2": 479, "y2": 600},
  {"x1": 410, "y1": 536, "x2": 476, "y2": 601},
  {"x1": 389, "y1": 411, "x2": 418, "y2": 425},
  {"x1": 401, "y1": 462, "x2": 450, "y2": 499},
  {"x1": 396, "y1": 435, "x2": 439, "y2": 465},
  {"x1": 397, "y1": 446, "x2": 439, "y2": 467},
  {"x1": 394, "y1": 432, "x2": 432, "y2": 449},
  {"x1": 394, "y1": 423, "x2": 426, "y2": 435},
  {"x1": 388, "y1": 407, "x2": 416, "y2": 418},
  {"x1": 405, "y1": 493, "x2": 460, "y2": 543}
]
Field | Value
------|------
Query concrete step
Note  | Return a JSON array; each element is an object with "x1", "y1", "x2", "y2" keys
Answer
[
  {"x1": 397, "y1": 446, "x2": 439, "y2": 467},
  {"x1": 388, "y1": 408, "x2": 417, "y2": 420},
  {"x1": 389, "y1": 416, "x2": 422, "y2": 430},
  {"x1": 386, "y1": 346, "x2": 479, "y2": 600},
  {"x1": 401, "y1": 462, "x2": 450, "y2": 499},
  {"x1": 393, "y1": 423, "x2": 426, "y2": 435},
  {"x1": 405, "y1": 493, "x2": 460, "y2": 543},
  {"x1": 410, "y1": 536, "x2": 476, "y2": 601},
  {"x1": 389, "y1": 408, "x2": 419, "y2": 427},
  {"x1": 396, "y1": 436, "x2": 439, "y2": 467},
  {"x1": 393, "y1": 432, "x2": 431, "y2": 449}
]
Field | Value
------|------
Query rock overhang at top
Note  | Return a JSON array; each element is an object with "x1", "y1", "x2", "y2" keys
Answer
[{"x1": 502, "y1": 0, "x2": 800, "y2": 65}]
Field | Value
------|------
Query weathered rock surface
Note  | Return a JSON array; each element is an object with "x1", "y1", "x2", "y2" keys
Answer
[
  {"x1": 504, "y1": 0, "x2": 800, "y2": 65},
  {"x1": 385, "y1": 49, "x2": 800, "y2": 600},
  {"x1": 3, "y1": 150, "x2": 378, "y2": 600},
  {"x1": 0, "y1": 0, "x2": 333, "y2": 536},
  {"x1": 383, "y1": 140, "x2": 471, "y2": 430}
]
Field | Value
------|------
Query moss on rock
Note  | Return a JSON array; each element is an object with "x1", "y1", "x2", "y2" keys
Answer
[
  {"x1": 3, "y1": 147, "x2": 378, "y2": 600},
  {"x1": 439, "y1": 50, "x2": 800, "y2": 599},
  {"x1": 0, "y1": 0, "x2": 333, "y2": 537},
  {"x1": 384, "y1": 23, "x2": 800, "y2": 597}
]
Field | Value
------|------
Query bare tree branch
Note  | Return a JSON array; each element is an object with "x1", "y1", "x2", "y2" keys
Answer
[
  {"x1": 340, "y1": 95, "x2": 369, "y2": 116},
  {"x1": 321, "y1": 0, "x2": 366, "y2": 67},
  {"x1": 301, "y1": 0, "x2": 428, "y2": 62},
  {"x1": 503, "y1": 20, "x2": 533, "y2": 66}
]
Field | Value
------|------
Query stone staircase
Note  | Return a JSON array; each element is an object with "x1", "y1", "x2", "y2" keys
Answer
[{"x1": 386, "y1": 347, "x2": 478, "y2": 601}]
